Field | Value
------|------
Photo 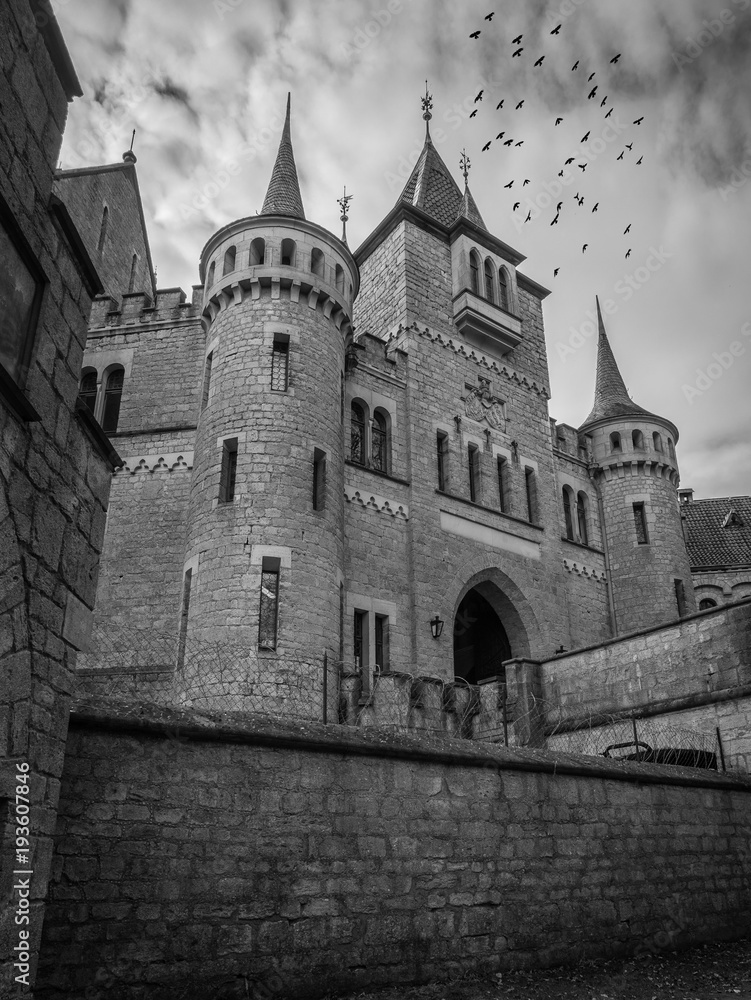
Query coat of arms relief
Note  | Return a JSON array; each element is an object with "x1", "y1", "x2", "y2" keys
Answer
[{"x1": 463, "y1": 377, "x2": 507, "y2": 431}]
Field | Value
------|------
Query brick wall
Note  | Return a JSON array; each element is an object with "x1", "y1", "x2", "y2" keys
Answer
[{"x1": 35, "y1": 705, "x2": 751, "y2": 1000}]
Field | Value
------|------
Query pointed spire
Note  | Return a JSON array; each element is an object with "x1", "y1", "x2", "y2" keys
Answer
[
  {"x1": 581, "y1": 297, "x2": 652, "y2": 427},
  {"x1": 261, "y1": 93, "x2": 305, "y2": 219}
]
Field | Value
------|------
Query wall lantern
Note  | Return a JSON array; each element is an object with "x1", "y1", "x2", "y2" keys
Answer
[{"x1": 430, "y1": 615, "x2": 444, "y2": 639}]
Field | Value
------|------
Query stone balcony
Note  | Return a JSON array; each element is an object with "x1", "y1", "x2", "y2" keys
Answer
[{"x1": 452, "y1": 289, "x2": 523, "y2": 355}]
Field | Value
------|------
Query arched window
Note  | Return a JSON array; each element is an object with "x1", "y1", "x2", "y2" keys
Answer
[
  {"x1": 653, "y1": 432, "x2": 663, "y2": 453},
  {"x1": 668, "y1": 438, "x2": 676, "y2": 460},
  {"x1": 128, "y1": 253, "x2": 138, "y2": 293},
  {"x1": 610, "y1": 432, "x2": 622, "y2": 452},
  {"x1": 469, "y1": 250, "x2": 480, "y2": 294},
  {"x1": 335, "y1": 264, "x2": 345, "y2": 294},
  {"x1": 78, "y1": 369, "x2": 97, "y2": 415},
  {"x1": 371, "y1": 410, "x2": 389, "y2": 474},
  {"x1": 101, "y1": 367, "x2": 124, "y2": 435},
  {"x1": 206, "y1": 261, "x2": 216, "y2": 289},
  {"x1": 250, "y1": 238, "x2": 265, "y2": 266},
  {"x1": 562, "y1": 487, "x2": 575, "y2": 540},
  {"x1": 498, "y1": 267, "x2": 510, "y2": 311},
  {"x1": 699, "y1": 598, "x2": 717, "y2": 611},
  {"x1": 632, "y1": 429, "x2": 645, "y2": 450},
  {"x1": 484, "y1": 259, "x2": 495, "y2": 304},
  {"x1": 223, "y1": 246, "x2": 236, "y2": 277},
  {"x1": 281, "y1": 239, "x2": 295, "y2": 266},
  {"x1": 577, "y1": 492, "x2": 589, "y2": 546},
  {"x1": 97, "y1": 206, "x2": 108, "y2": 254},
  {"x1": 311, "y1": 248, "x2": 325, "y2": 278},
  {"x1": 350, "y1": 402, "x2": 365, "y2": 465}
]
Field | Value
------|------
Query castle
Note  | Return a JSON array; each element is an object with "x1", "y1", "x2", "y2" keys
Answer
[{"x1": 57, "y1": 90, "x2": 750, "y2": 703}]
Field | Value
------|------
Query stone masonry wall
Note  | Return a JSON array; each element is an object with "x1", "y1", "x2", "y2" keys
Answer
[
  {"x1": 0, "y1": 2, "x2": 116, "y2": 994},
  {"x1": 35, "y1": 706, "x2": 751, "y2": 1000}
]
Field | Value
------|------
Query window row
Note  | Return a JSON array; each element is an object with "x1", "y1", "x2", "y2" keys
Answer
[
  {"x1": 77, "y1": 366, "x2": 124, "y2": 435},
  {"x1": 610, "y1": 429, "x2": 675, "y2": 459},
  {"x1": 350, "y1": 401, "x2": 391, "y2": 474},
  {"x1": 205, "y1": 238, "x2": 347, "y2": 294},
  {"x1": 469, "y1": 249, "x2": 514, "y2": 313},
  {"x1": 562, "y1": 487, "x2": 590, "y2": 546},
  {"x1": 437, "y1": 431, "x2": 539, "y2": 524},
  {"x1": 218, "y1": 438, "x2": 326, "y2": 511}
]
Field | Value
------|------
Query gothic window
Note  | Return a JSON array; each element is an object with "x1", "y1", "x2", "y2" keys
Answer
[
  {"x1": 219, "y1": 438, "x2": 238, "y2": 503},
  {"x1": 633, "y1": 502, "x2": 649, "y2": 545},
  {"x1": 281, "y1": 239, "x2": 295, "y2": 266},
  {"x1": 468, "y1": 443, "x2": 481, "y2": 503},
  {"x1": 258, "y1": 558, "x2": 280, "y2": 650},
  {"x1": 201, "y1": 352, "x2": 213, "y2": 411},
  {"x1": 437, "y1": 431, "x2": 449, "y2": 492},
  {"x1": 312, "y1": 448, "x2": 326, "y2": 510},
  {"x1": 563, "y1": 486, "x2": 575, "y2": 540},
  {"x1": 101, "y1": 367, "x2": 124, "y2": 435},
  {"x1": 484, "y1": 258, "x2": 495, "y2": 304},
  {"x1": 371, "y1": 410, "x2": 388, "y2": 473},
  {"x1": 335, "y1": 264, "x2": 345, "y2": 294},
  {"x1": 497, "y1": 457, "x2": 509, "y2": 513},
  {"x1": 311, "y1": 247, "x2": 325, "y2": 277},
  {"x1": 469, "y1": 250, "x2": 480, "y2": 294},
  {"x1": 632, "y1": 429, "x2": 645, "y2": 450},
  {"x1": 223, "y1": 246, "x2": 236, "y2": 277},
  {"x1": 653, "y1": 432, "x2": 663, "y2": 452},
  {"x1": 206, "y1": 261, "x2": 216, "y2": 288},
  {"x1": 128, "y1": 253, "x2": 138, "y2": 292},
  {"x1": 610, "y1": 432, "x2": 622, "y2": 453},
  {"x1": 577, "y1": 492, "x2": 589, "y2": 546},
  {"x1": 350, "y1": 402, "x2": 366, "y2": 465},
  {"x1": 699, "y1": 598, "x2": 717, "y2": 611},
  {"x1": 250, "y1": 238, "x2": 265, "y2": 266},
  {"x1": 176, "y1": 568, "x2": 192, "y2": 669},
  {"x1": 498, "y1": 266, "x2": 510, "y2": 311},
  {"x1": 375, "y1": 614, "x2": 389, "y2": 672},
  {"x1": 271, "y1": 335, "x2": 289, "y2": 391},
  {"x1": 525, "y1": 467, "x2": 538, "y2": 524},
  {"x1": 97, "y1": 206, "x2": 108, "y2": 254},
  {"x1": 77, "y1": 369, "x2": 97, "y2": 416}
]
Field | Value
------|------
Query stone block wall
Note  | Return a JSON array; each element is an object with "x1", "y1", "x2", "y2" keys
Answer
[{"x1": 34, "y1": 705, "x2": 751, "y2": 1000}]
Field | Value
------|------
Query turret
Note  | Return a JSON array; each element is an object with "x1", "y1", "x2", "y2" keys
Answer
[
  {"x1": 179, "y1": 95, "x2": 358, "y2": 713},
  {"x1": 580, "y1": 300, "x2": 696, "y2": 633}
]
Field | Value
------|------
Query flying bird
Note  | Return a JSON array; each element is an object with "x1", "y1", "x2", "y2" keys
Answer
[
  {"x1": 556, "y1": 201, "x2": 563, "y2": 212},
  {"x1": 555, "y1": 117, "x2": 563, "y2": 126},
  {"x1": 578, "y1": 163, "x2": 587, "y2": 171},
  {"x1": 496, "y1": 100, "x2": 504, "y2": 109},
  {"x1": 572, "y1": 61, "x2": 579, "y2": 71},
  {"x1": 525, "y1": 211, "x2": 532, "y2": 222},
  {"x1": 592, "y1": 203, "x2": 599, "y2": 212},
  {"x1": 551, "y1": 23, "x2": 562, "y2": 34},
  {"x1": 554, "y1": 268, "x2": 560, "y2": 277},
  {"x1": 470, "y1": 30, "x2": 481, "y2": 39},
  {"x1": 637, "y1": 156, "x2": 643, "y2": 165},
  {"x1": 516, "y1": 100, "x2": 524, "y2": 109},
  {"x1": 496, "y1": 132, "x2": 505, "y2": 140},
  {"x1": 523, "y1": 179, "x2": 531, "y2": 186},
  {"x1": 551, "y1": 214, "x2": 560, "y2": 225},
  {"x1": 558, "y1": 170, "x2": 565, "y2": 177},
  {"x1": 581, "y1": 131, "x2": 590, "y2": 143},
  {"x1": 576, "y1": 195, "x2": 584, "y2": 206},
  {"x1": 475, "y1": 90, "x2": 484, "y2": 102},
  {"x1": 482, "y1": 141, "x2": 492, "y2": 151},
  {"x1": 588, "y1": 87, "x2": 598, "y2": 100},
  {"x1": 588, "y1": 72, "x2": 596, "y2": 81},
  {"x1": 565, "y1": 157, "x2": 575, "y2": 165},
  {"x1": 601, "y1": 96, "x2": 608, "y2": 107},
  {"x1": 610, "y1": 53, "x2": 622, "y2": 64},
  {"x1": 534, "y1": 56, "x2": 545, "y2": 67},
  {"x1": 626, "y1": 143, "x2": 633, "y2": 151},
  {"x1": 470, "y1": 109, "x2": 478, "y2": 118},
  {"x1": 513, "y1": 34, "x2": 523, "y2": 44},
  {"x1": 485, "y1": 11, "x2": 494, "y2": 19},
  {"x1": 605, "y1": 108, "x2": 613, "y2": 119},
  {"x1": 513, "y1": 48, "x2": 523, "y2": 57},
  {"x1": 513, "y1": 202, "x2": 520, "y2": 210},
  {"x1": 582, "y1": 244, "x2": 589, "y2": 253},
  {"x1": 624, "y1": 224, "x2": 631, "y2": 234},
  {"x1": 504, "y1": 139, "x2": 514, "y2": 146},
  {"x1": 504, "y1": 180, "x2": 514, "y2": 188},
  {"x1": 617, "y1": 151, "x2": 624, "y2": 161},
  {"x1": 625, "y1": 249, "x2": 632, "y2": 259},
  {"x1": 515, "y1": 140, "x2": 524, "y2": 146},
  {"x1": 634, "y1": 117, "x2": 645, "y2": 125}
]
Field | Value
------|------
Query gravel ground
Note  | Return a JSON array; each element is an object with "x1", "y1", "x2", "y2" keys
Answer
[{"x1": 325, "y1": 937, "x2": 751, "y2": 1000}]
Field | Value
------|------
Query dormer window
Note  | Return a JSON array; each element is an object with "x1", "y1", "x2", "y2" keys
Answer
[{"x1": 723, "y1": 510, "x2": 743, "y2": 528}]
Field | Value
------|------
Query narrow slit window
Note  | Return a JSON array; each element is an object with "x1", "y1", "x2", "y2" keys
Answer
[
  {"x1": 674, "y1": 579, "x2": 687, "y2": 618},
  {"x1": 101, "y1": 368, "x2": 124, "y2": 435},
  {"x1": 281, "y1": 239, "x2": 295, "y2": 266},
  {"x1": 78, "y1": 370, "x2": 97, "y2": 416},
  {"x1": 223, "y1": 245, "x2": 236, "y2": 276},
  {"x1": 354, "y1": 610, "x2": 367, "y2": 670},
  {"x1": 469, "y1": 251, "x2": 480, "y2": 294},
  {"x1": 271, "y1": 336, "x2": 289, "y2": 391},
  {"x1": 468, "y1": 444, "x2": 480, "y2": 503},
  {"x1": 497, "y1": 457, "x2": 509, "y2": 513},
  {"x1": 351, "y1": 402, "x2": 365, "y2": 465},
  {"x1": 250, "y1": 238, "x2": 265, "y2": 266},
  {"x1": 563, "y1": 488, "x2": 575, "y2": 540},
  {"x1": 176, "y1": 568, "x2": 192, "y2": 669},
  {"x1": 219, "y1": 438, "x2": 238, "y2": 503},
  {"x1": 610, "y1": 432, "x2": 622, "y2": 453},
  {"x1": 437, "y1": 431, "x2": 449, "y2": 492},
  {"x1": 258, "y1": 558, "x2": 280, "y2": 650},
  {"x1": 633, "y1": 502, "x2": 649, "y2": 545},
  {"x1": 498, "y1": 267, "x2": 510, "y2": 311},
  {"x1": 371, "y1": 411, "x2": 388, "y2": 473},
  {"x1": 375, "y1": 615, "x2": 389, "y2": 673},
  {"x1": 206, "y1": 261, "x2": 216, "y2": 289},
  {"x1": 484, "y1": 259, "x2": 495, "y2": 303},
  {"x1": 311, "y1": 247, "x2": 325, "y2": 277},
  {"x1": 577, "y1": 493, "x2": 589, "y2": 546},
  {"x1": 201, "y1": 352, "x2": 213, "y2": 411},
  {"x1": 525, "y1": 467, "x2": 538, "y2": 524},
  {"x1": 313, "y1": 448, "x2": 326, "y2": 510}
]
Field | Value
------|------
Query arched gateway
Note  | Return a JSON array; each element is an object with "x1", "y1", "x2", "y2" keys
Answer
[{"x1": 452, "y1": 578, "x2": 530, "y2": 685}]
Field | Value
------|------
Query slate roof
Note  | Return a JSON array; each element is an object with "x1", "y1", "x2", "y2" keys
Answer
[
  {"x1": 261, "y1": 93, "x2": 305, "y2": 219},
  {"x1": 682, "y1": 496, "x2": 751, "y2": 568},
  {"x1": 396, "y1": 137, "x2": 487, "y2": 231}
]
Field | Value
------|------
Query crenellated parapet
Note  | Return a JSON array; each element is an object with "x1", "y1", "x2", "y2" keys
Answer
[{"x1": 89, "y1": 286, "x2": 203, "y2": 330}]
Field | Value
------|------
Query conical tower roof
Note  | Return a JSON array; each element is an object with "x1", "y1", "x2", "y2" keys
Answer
[
  {"x1": 261, "y1": 93, "x2": 305, "y2": 219},
  {"x1": 580, "y1": 298, "x2": 655, "y2": 429},
  {"x1": 396, "y1": 136, "x2": 487, "y2": 231}
]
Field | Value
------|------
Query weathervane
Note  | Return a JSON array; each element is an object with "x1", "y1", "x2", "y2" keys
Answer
[
  {"x1": 337, "y1": 186, "x2": 353, "y2": 244},
  {"x1": 460, "y1": 148, "x2": 471, "y2": 185},
  {"x1": 421, "y1": 80, "x2": 433, "y2": 138}
]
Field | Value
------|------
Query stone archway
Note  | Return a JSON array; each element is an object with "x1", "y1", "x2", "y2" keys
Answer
[{"x1": 454, "y1": 587, "x2": 511, "y2": 684}]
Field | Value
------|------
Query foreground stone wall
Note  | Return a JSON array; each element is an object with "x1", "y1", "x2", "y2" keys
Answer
[{"x1": 35, "y1": 705, "x2": 751, "y2": 1000}]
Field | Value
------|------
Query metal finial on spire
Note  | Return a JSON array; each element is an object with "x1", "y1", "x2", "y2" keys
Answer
[
  {"x1": 337, "y1": 185, "x2": 353, "y2": 244},
  {"x1": 130, "y1": 129, "x2": 136, "y2": 151},
  {"x1": 460, "y1": 148, "x2": 471, "y2": 185},
  {"x1": 421, "y1": 80, "x2": 433, "y2": 139}
]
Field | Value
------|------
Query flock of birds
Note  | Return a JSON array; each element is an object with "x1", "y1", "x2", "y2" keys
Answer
[{"x1": 468, "y1": 11, "x2": 648, "y2": 278}]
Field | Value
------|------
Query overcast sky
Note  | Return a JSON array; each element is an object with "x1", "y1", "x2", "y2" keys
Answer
[{"x1": 55, "y1": 0, "x2": 751, "y2": 500}]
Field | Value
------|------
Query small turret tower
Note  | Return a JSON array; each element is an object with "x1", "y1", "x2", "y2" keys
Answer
[
  {"x1": 180, "y1": 95, "x2": 358, "y2": 710},
  {"x1": 580, "y1": 300, "x2": 695, "y2": 633}
]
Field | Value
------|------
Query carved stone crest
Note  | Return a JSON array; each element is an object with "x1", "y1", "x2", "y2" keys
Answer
[{"x1": 463, "y1": 378, "x2": 507, "y2": 431}]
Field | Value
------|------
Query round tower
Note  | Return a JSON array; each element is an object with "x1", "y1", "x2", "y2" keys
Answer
[
  {"x1": 580, "y1": 300, "x2": 696, "y2": 634},
  {"x1": 179, "y1": 95, "x2": 358, "y2": 712}
]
